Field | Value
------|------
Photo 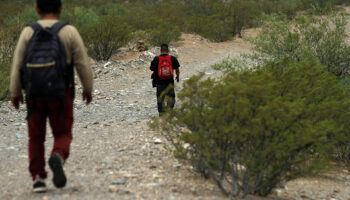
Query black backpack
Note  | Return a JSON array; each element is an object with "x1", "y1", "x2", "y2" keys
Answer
[{"x1": 20, "y1": 22, "x2": 73, "y2": 119}]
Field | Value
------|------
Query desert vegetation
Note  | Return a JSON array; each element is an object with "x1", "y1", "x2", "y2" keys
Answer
[{"x1": 1, "y1": 0, "x2": 349, "y2": 100}]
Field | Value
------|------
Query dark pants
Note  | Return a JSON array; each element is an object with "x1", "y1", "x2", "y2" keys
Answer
[
  {"x1": 27, "y1": 89, "x2": 73, "y2": 180},
  {"x1": 157, "y1": 84, "x2": 175, "y2": 113}
]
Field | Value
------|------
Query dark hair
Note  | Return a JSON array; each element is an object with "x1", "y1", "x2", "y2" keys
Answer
[
  {"x1": 160, "y1": 44, "x2": 169, "y2": 52},
  {"x1": 36, "y1": 0, "x2": 62, "y2": 14}
]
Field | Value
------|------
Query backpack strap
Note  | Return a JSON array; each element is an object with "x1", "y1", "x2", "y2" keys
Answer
[
  {"x1": 29, "y1": 23, "x2": 43, "y2": 32},
  {"x1": 51, "y1": 22, "x2": 68, "y2": 34}
]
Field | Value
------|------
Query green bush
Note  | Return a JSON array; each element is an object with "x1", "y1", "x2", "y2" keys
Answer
[
  {"x1": 229, "y1": 1, "x2": 262, "y2": 37},
  {"x1": 150, "y1": 60, "x2": 350, "y2": 197},
  {"x1": 221, "y1": 14, "x2": 350, "y2": 78},
  {"x1": 0, "y1": 19, "x2": 22, "y2": 100},
  {"x1": 82, "y1": 15, "x2": 132, "y2": 61},
  {"x1": 189, "y1": 14, "x2": 233, "y2": 42},
  {"x1": 61, "y1": 7, "x2": 99, "y2": 30},
  {"x1": 149, "y1": 22, "x2": 181, "y2": 46}
]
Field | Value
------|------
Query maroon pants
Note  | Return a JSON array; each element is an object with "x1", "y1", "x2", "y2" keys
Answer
[{"x1": 27, "y1": 90, "x2": 73, "y2": 180}]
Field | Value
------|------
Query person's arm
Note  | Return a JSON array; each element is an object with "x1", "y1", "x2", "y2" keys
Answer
[
  {"x1": 150, "y1": 56, "x2": 158, "y2": 71},
  {"x1": 175, "y1": 68, "x2": 180, "y2": 82},
  {"x1": 10, "y1": 27, "x2": 32, "y2": 109},
  {"x1": 172, "y1": 56, "x2": 180, "y2": 82},
  {"x1": 69, "y1": 26, "x2": 93, "y2": 105}
]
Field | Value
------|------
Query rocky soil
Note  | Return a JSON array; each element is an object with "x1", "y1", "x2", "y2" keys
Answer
[{"x1": 1, "y1": 11, "x2": 350, "y2": 199}]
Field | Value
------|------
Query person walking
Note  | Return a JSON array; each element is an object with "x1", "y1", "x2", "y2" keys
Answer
[
  {"x1": 150, "y1": 44, "x2": 180, "y2": 114},
  {"x1": 10, "y1": 0, "x2": 93, "y2": 193}
]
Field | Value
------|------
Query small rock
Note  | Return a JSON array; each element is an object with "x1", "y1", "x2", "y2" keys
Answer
[
  {"x1": 15, "y1": 133, "x2": 23, "y2": 139},
  {"x1": 0, "y1": 110, "x2": 9, "y2": 114},
  {"x1": 109, "y1": 185, "x2": 118, "y2": 193},
  {"x1": 111, "y1": 179, "x2": 127, "y2": 185},
  {"x1": 183, "y1": 143, "x2": 190, "y2": 149},
  {"x1": 14, "y1": 122, "x2": 21, "y2": 126},
  {"x1": 42, "y1": 196, "x2": 50, "y2": 200},
  {"x1": 154, "y1": 138, "x2": 162, "y2": 144},
  {"x1": 104, "y1": 61, "x2": 112, "y2": 68},
  {"x1": 273, "y1": 188, "x2": 284, "y2": 197},
  {"x1": 93, "y1": 122, "x2": 99, "y2": 125}
]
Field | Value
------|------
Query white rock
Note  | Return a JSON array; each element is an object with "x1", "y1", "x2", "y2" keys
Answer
[
  {"x1": 183, "y1": 143, "x2": 191, "y2": 149},
  {"x1": 154, "y1": 138, "x2": 162, "y2": 144},
  {"x1": 104, "y1": 61, "x2": 112, "y2": 68}
]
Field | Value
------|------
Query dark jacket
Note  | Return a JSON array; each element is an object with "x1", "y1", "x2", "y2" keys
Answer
[{"x1": 150, "y1": 54, "x2": 180, "y2": 85}]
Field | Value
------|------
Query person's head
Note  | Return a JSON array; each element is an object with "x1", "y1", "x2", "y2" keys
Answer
[
  {"x1": 36, "y1": 0, "x2": 62, "y2": 18},
  {"x1": 160, "y1": 44, "x2": 169, "y2": 54}
]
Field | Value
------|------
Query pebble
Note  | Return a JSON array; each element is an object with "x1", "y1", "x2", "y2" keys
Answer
[
  {"x1": 111, "y1": 179, "x2": 127, "y2": 185},
  {"x1": 42, "y1": 196, "x2": 50, "y2": 200},
  {"x1": 15, "y1": 133, "x2": 23, "y2": 139},
  {"x1": 154, "y1": 138, "x2": 162, "y2": 144},
  {"x1": 0, "y1": 110, "x2": 8, "y2": 114}
]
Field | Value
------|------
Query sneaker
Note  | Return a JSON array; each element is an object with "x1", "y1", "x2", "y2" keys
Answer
[
  {"x1": 33, "y1": 179, "x2": 47, "y2": 193},
  {"x1": 49, "y1": 154, "x2": 67, "y2": 188}
]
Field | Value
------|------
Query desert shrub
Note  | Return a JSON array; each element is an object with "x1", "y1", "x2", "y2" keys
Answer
[
  {"x1": 220, "y1": 14, "x2": 350, "y2": 78},
  {"x1": 150, "y1": 60, "x2": 350, "y2": 197},
  {"x1": 190, "y1": 14, "x2": 233, "y2": 42},
  {"x1": 229, "y1": 1, "x2": 262, "y2": 37},
  {"x1": 306, "y1": 0, "x2": 338, "y2": 14},
  {"x1": 121, "y1": 3, "x2": 160, "y2": 31},
  {"x1": 82, "y1": 15, "x2": 131, "y2": 61},
  {"x1": 0, "y1": 15, "x2": 25, "y2": 100},
  {"x1": 106, "y1": 4, "x2": 130, "y2": 16},
  {"x1": 0, "y1": 30, "x2": 16, "y2": 100},
  {"x1": 149, "y1": 22, "x2": 181, "y2": 46},
  {"x1": 151, "y1": 1, "x2": 187, "y2": 30},
  {"x1": 61, "y1": 7, "x2": 99, "y2": 30}
]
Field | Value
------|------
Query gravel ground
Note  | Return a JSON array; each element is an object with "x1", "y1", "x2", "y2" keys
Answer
[
  {"x1": 1, "y1": 31, "x2": 350, "y2": 200},
  {"x1": 0, "y1": 34, "x2": 241, "y2": 200}
]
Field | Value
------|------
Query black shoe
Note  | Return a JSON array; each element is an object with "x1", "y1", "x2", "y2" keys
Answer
[
  {"x1": 49, "y1": 154, "x2": 67, "y2": 188},
  {"x1": 33, "y1": 179, "x2": 47, "y2": 193}
]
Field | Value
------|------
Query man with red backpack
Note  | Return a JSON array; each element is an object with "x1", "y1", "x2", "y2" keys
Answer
[
  {"x1": 150, "y1": 44, "x2": 180, "y2": 114},
  {"x1": 10, "y1": 0, "x2": 93, "y2": 193}
]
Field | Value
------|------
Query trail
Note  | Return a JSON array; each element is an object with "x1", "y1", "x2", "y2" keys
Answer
[
  {"x1": 1, "y1": 9, "x2": 350, "y2": 199},
  {"x1": 0, "y1": 34, "x2": 252, "y2": 200}
]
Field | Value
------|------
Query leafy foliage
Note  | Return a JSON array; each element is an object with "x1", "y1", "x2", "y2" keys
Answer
[
  {"x1": 81, "y1": 15, "x2": 131, "y2": 61},
  {"x1": 218, "y1": 14, "x2": 350, "y2": 78},
  {"x1": 150, "y1": 22, "x2": 181, "y2": 46},
  {"x1": 230, "y1": 1, "x2": 262, "y2": 37},
  {"x1": 150, "y1": 60, "x2": 350, "y2": 197},
  {"x1": 61, "y1": 7, "x2": 99, "y2": 30},
  {"x1": 0, "y1": 0, "x2": 349, "y2": 98}
]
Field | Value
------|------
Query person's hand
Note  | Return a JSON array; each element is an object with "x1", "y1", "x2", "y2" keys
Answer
[
  {"x1": 176, "y1": 76, "x2": 180, "y2": 82},
  {"x1": 11, "y1": 95, "x2": 24, "y2": 110},
  {"x1": 82, "y1": 91, "x2": 92, "y2": 105}
]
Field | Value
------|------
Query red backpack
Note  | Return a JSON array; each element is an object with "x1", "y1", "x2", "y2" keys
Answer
[{"x1": 158, "y1": 55, "x2": 173, "y2": 79}]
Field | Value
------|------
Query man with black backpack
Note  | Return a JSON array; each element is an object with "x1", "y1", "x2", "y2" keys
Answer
[
  {"x1": 10, "y1": 0, "x2": 93, "y2": 193},
  {"x1": 150, "y1": 44, "x2": 180, "y2": 114}
]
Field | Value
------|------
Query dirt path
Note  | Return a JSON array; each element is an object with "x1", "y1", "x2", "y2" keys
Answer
[
  {"x1": 1, "y1": 9, "x2": 350, "y2": 200},
  {"x1": 0, "y1": 34, "x2": 252, "y2": 200}
]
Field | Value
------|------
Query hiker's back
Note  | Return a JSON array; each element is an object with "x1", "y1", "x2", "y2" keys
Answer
[
  {"x1": 11, "y1": 19, "x2": 93, "y2": 99},
  {"x1": 21, "y1": 22, "x2": 70, "y2": 100}
]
